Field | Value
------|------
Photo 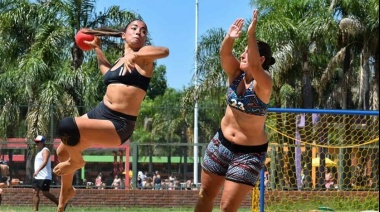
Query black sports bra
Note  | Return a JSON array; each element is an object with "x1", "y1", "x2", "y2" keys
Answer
[{"x1": 103, "y1": 63, "x2": 151, "y2": 92}]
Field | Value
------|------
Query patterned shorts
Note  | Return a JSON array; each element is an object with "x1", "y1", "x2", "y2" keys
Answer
[{"x1": 202, "y1": 129, "x2": 268, "y2": 186}]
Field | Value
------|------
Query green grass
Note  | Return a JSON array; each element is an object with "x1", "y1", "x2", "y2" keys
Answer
[
  {"x1": 0, "y1": 206, "x2": 253, "y2": 212},
  {"x1": 263, "y1": 196, "x2": 379, "y2": 212},
  {"x1": 1, "y1": 205, "x2": 378, "y2": 212},
  {"x1": 2, "y1": 196, "x2": 378, "y2": 212}
]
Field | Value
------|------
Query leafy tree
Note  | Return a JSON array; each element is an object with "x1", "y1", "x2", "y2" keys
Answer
[
  {"x1": 321, "y1": 0, "x2": 379, "y2": 110},
  {"x1": 0, "y1": 0, "x2": 140, "y2": 183},
  {"x1": 147, "y1": 64, "x2": 168, "y2": 100},
  {"x1": 133, "y1": 88, "x2": 185, "y2": 174}
]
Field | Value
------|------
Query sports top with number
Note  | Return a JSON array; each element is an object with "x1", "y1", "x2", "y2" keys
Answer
[
  {"x1": 226, "y1": 72, "x2": 268, "y2": 116},
  {"x1": 103, "y1": 62, "x2": 151, "y2": 92},
  {"x1": 34, "y1": 147, "x2": 52, "y2": 180}
]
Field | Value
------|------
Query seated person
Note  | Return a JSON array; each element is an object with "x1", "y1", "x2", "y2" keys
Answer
[
  {"x1": 0, "y1": 161, "x2": 20, "y2": 206},
  {"x1": 0, "y1": 162, "x2": 10, "y2": 187},
  {"x1": 143, "y1": 176, "x2": 153, "y2": 189},
  {"x1": 0, "y1": 162, "x2": 18, "y2": 187},
  {"x1": 95, "y1": 172, "x2": 103, "y2": 189},
  {"x1": 185, "y1": 180, "x2": 192, "y2": 190},
  {"x1": 112, "y1": 174, "x2": 121, "y2": 190},
  {"x1": 325, "y1": 168, "x2": 335, "y2": 190}
]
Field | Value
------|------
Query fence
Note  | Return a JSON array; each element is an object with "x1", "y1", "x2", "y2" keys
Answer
[{"x1": 258, "y1": 108, "x2": 379, "y2": 211}]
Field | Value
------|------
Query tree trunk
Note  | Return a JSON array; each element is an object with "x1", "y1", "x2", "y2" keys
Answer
[
  {"x1": 301, "y1": 58, "x2": 314, "y2": 189},
  {"x1": 359, "y1": 47, "x2": 370, "y2": 110},
  {"x1": 25, "y1": 145, "x2": 35, "y2": 184},
  {"x1": 371, "y1": 50, "x2": 379, "y2": 110}
]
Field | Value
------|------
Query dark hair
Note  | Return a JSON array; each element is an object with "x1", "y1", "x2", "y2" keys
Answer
[
  {"x1": 257, "y1": 40, "x2": 275, "y2": 70},
  {"x1": 84, "y1": 19, "x2": 147, "y2": 37},
  {"x1": 123, "y1": 19, "x2": 147, "y2": 32}
]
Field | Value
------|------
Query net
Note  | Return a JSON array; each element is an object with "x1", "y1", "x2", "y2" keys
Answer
[{"x1": 259, "y1": 110, "x2": 379, "y2": 211}]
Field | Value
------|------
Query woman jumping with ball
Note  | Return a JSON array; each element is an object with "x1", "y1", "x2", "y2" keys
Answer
[{"x1": 53, "y1": 19, "x2": 169, "y2": 211}]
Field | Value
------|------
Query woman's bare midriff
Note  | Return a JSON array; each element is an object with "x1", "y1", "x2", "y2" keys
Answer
[
  {"x1": 221, "y1": 106, "x2": 268, "y2": 146},
  {"x1": 103, "y1": 84, "x2": 146, "y2": 116}
]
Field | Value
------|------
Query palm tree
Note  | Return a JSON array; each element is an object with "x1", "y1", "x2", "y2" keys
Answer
[
  {"x1": 0, "y1": 0, "x2": 70, "y2": 182},
  {"x1": 324, "y1": 0, "x2": 379, "y2": 189},
  {"x1": 321, "y1": 0, "x2": 379, "y2": 110},
  {"x1": 0, "y1": 0, "x2": 140, "y2": 183},
  {"x1": 132, "y1": 88, "x2": 186, "y2": 175}
]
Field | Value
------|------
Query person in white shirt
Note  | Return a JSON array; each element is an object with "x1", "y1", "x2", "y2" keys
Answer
[
  {"x1": 112, "y1": 174, "x2": 121, "y2": 190},
  {"x1": 32, "y1": 135, "x2": 59, "y2": 211}
]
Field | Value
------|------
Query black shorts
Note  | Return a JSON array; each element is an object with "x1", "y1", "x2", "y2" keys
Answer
[
  {"x1": 87, "y1": 101, "x2": 136, "y2": 144},
  {"x1": 32, "y1": 179, "x2": 52, "y2": 191}
]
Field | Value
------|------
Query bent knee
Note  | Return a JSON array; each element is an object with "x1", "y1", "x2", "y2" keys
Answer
[
  {"x1": 198, "y1": 188, "x2": 216, "y2": 202},
  {"x1": 56, "y1": 146, "x2": 69, "y2": 161},
  {"x1": 58, "y1": 117, "x2": 80, "y2": 146}
]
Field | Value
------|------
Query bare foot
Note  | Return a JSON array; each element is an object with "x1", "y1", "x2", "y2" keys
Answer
[
  {"x1": 57, "y1": 187, "x2": 76, "y2": 212},
  {"x1": 53, "y1": 159, "x2": 85, "y2": 176}
]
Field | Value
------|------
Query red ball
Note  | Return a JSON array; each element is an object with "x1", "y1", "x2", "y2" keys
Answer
[{"x1": 75, "y1": 29, "x2": 95, "y2": 51}]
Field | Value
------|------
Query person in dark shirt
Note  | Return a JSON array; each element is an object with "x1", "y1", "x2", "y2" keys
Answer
[{"x1": 153, "y1": 171, "x2": 161, "y2": 190}]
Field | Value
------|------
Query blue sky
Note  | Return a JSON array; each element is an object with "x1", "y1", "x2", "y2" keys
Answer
[{"x1": 96, "y1": 0, "x2": 254, "y2": 90}]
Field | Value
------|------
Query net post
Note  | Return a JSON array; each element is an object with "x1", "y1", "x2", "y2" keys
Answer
[
  {"x1": 251, "y1": 168, "x2": 265, "y2": 212},
  {"x1": 259, "y1": 168, "x2": 265, "y2": 212}
]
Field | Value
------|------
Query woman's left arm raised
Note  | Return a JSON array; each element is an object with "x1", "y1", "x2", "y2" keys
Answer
[{"x1": 247, "y1": 10, "x2": 273, "y2": 93}]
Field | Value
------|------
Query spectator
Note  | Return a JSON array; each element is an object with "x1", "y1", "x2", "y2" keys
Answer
[
  {"x1": 301, "y1": 169, "x2": 305, "y2": 188},
  {"x1": 126, "y1": 170, "x2": 133, "y2": 189},
  {"x1": 0, "y1": 161, "x2": 8, "y2": 206},
  {"x1": 352, "y1": 165, "x2": 367, "y2": 187},
  {"x1": 143, "y1": 173, "x2": 153, "y2": 189},
  {"x1": 169, "y1": 174, "x2": 175, "y2": 183},
  {"x1": 112, "y1": 174, "x2": 121, "y2": 190},
  {"x1": 32, "y1": 135, "x2": 59, "y2": 211},
  {"x1": 0, "y1": 161, "x2": 19, "y2": 187},
  {"x1": 142, "y1": 171, "x2": 147, "y2": 182},
  {"x1": 168, "y1": 174, "x2": 176, "y2": 190},
  {"x1": 95, "y1": 172, "x2": 103, "y2": 189},
  {"x1": 153, "y1": 171, "x2": 162, "y2": 190},
  {"x1": 0, "y1": 161, "x2": 10, "y2": 187},
  {"x1": 264, "y1": 170, "x2": 270, "y2": 189},
  {"x1": 141, "y1": 171, "x2": 147, "y2": 188},
  {"x1": 185, "y1": 180, "x2": 192, "y2": 190},
  {"x1": 137, "y1": 171, "x2": 143, "y2": 189},
  {"x1": 325, "y1": 168, "x2": 335, "y2": 190}
]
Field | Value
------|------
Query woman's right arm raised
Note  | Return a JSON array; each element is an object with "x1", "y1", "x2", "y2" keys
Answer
[
  {"x1": 84, "y1": 36, "x2": 111, "y2": 75},
  {"x1": 220, "y1": 18, "x2": 244, "y2": 77}
]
